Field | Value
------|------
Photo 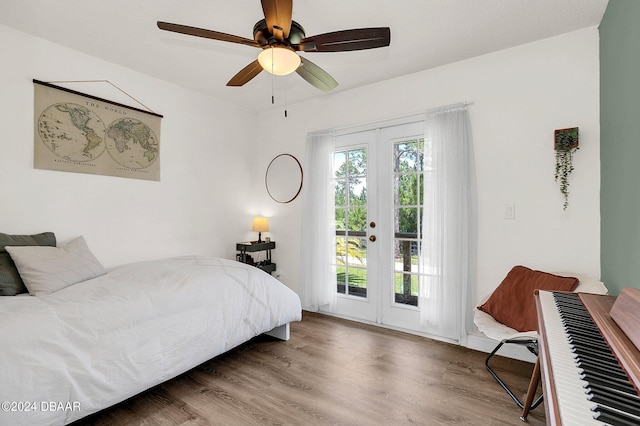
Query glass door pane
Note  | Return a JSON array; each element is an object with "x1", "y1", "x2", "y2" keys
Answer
[
  {"x1": 392, "y1": 139, "x2": 424, "y2": 307},
  {"x1": 333, "y1": 148, "x2": 368, "y2": 299}
]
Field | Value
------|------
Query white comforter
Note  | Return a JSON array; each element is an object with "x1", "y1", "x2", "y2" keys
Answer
[{"x1": 0, "y1": 256, "x2": 301, "y2": 425}]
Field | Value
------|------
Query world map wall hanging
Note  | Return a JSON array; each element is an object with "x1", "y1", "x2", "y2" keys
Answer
[{"x1": 33, "y1": 79, "x2": 163, "y2": 181}]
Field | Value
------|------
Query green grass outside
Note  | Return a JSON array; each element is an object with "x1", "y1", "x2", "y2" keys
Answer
[{"x1": 336, "y1": 264, "x2": 419, "y2": 296}]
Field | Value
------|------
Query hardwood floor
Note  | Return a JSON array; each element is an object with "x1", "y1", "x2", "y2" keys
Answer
[{"x1": 75, "y1": 312, "x2": 546, "y2": 425}]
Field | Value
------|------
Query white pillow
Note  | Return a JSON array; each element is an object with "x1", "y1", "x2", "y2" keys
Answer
[{"x1": 6, "y1": 236, "x2": 106, "y2": 295}]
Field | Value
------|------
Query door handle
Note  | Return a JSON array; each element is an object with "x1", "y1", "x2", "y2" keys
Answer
[{"x1": 369, "y1": 235, "x2": 377, "y2": 242}]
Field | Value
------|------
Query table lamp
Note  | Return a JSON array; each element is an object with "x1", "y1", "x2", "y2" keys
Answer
[{"x1": 252, "y1": 216, "x2": 269, "y2": 243}]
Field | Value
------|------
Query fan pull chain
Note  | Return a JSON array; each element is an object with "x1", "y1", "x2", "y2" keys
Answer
[
  {"x1": 284, "y1": 84, "x2": 288, "y2": 118},
  {"x1": 271, "y1": 48, "x2": 275, "y2": 105}
]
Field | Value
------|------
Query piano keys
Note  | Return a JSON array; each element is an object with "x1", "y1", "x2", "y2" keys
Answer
[{"x1": 535, "y1": 290, "x2": 640, "y2": 425}]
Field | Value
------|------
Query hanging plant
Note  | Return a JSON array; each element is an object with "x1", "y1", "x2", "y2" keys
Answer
[{"x1": 554, "y1": 127, "x2": 579, "y2": 210}]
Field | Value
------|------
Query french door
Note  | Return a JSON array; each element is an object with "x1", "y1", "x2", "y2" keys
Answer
[{"x1": 325, "y1": 121, "x2": 447, "y2": 337}]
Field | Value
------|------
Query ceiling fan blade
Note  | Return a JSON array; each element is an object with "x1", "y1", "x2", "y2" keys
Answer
[
  {"x1": 296, "y1": 27, "x2": 391, "y2": 52},
  {"x1": 227, "y1": 60, "x2": 264, "y2": 87},
  {"x1": 296, "y1": 57, "x2": 338, "y2": 92},
  {"x1": 261, "y1": 0, "x2": 293, "y2": 41},
  {"x1": 157, "y1": 21, "x2": 261, "y2": 48}
]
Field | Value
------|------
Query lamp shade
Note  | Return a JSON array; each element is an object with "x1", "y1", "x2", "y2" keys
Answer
[
  {"x1": 258, "y1": 46, "x2": 301, "y2": 76},
  {"x1": 252, "y1": 216, "x2": 269, "y2": 233}
]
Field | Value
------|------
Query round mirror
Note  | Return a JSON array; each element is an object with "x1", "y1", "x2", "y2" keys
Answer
[{"x1": 265, "y1": 154, "x2": 303, "y2": 203}]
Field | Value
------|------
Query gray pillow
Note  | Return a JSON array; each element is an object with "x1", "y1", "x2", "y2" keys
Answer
[
  {"x1": 0, "y1": 232, "x2": 56, "y2": 296},
  {"x1": 6, "y1": 236, "x2": 106, "y2": 296}
]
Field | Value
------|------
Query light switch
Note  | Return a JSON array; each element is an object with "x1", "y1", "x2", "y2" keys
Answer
[{"x1": 504, "y1": 204, "x2": 515, "y2": 219}]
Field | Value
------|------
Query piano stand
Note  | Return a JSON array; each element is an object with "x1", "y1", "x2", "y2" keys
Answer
[
  {"x1": 485, "y1": 337, "x2": 544, "y2": 411},
  {"x1": 520, "y1": 357, "x2": 542, "y2": 422}
]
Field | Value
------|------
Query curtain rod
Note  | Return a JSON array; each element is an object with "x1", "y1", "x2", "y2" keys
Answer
[
  {"x1": 308, "y1": 101, "x2": 473, "y2": 137},
  {"x1": 425, "y1": 101, "x2": 474, "y2": 115}
]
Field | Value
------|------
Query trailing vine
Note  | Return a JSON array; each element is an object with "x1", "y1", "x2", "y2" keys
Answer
[{"x1": 554, "y1": 128, "x2": 579, "y2": 210}]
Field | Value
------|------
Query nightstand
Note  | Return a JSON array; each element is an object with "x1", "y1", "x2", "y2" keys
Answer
[{"x1": 236, "y1": 241, "x2": 276, "y2": 274}]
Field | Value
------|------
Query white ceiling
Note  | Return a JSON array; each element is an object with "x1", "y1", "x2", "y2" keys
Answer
[{"x1": 1, "y1": 0, "x2": 608, "y2": 112}]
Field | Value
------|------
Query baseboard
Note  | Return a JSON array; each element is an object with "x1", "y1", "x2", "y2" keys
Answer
[{"x1": 316, "y1": 310, "x2": 459, "y2": 345}]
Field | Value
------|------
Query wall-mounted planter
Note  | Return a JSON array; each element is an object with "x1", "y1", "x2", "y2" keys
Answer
[{"x1": 554, "y1": 127, "x2": 579, "y2": 210}]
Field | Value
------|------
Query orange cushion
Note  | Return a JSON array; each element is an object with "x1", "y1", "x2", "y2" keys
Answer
[{"x1": 478, "y1": 266, "x2": 579, "y2": 332}]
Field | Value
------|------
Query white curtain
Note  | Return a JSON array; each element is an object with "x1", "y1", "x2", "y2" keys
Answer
[
  {"x1": 419, "y1": 105, "x2": 477, "y2": 342},
  {"x1": 300, "y1": 132, "x2": 337, "y2": 312}
]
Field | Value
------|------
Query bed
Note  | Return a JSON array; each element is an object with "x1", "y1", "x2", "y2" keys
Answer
[{"x1": 0, "y1": 234, "x2": 302, "y2": 425}]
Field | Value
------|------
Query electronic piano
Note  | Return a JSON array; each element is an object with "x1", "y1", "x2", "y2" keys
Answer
[{"x1": 534, "y1": 288, "x2": 640, "y2": 425}]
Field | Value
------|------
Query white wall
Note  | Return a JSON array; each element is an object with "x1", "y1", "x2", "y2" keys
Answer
[
  {"x1": 0, "y1": 24, "x2": 258, "y2": 267},
  {"x1": 253, "y1": 28, "x2": 601, "y2": 328}
]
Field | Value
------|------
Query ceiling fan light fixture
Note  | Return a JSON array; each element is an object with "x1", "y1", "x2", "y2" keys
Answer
[{"x1": 258, "y1": 46, "x2": 301, "y2": 76}]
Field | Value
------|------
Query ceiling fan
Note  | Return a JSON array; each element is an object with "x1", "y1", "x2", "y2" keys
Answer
[{"x1": 157, "y1": 0, "x2": 391, "y2": 92}]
